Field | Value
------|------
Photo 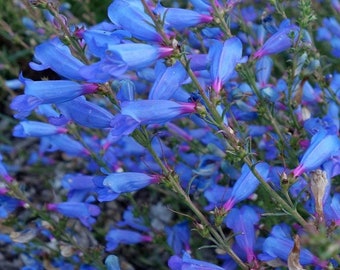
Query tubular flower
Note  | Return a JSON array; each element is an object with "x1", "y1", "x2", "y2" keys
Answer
[
  {"x1": 293, "y1": 129, "x2": 340, "y2": 177},
  {"x1": 165, "y1": 221, "x2": 191, "y2": 255},
  {"x1": 105, "y1": 228, "x2": 152, "y2": 251},
  {"x1": 121, "y1": 100, "x2": 197, "y2": 125},
  {"x1": 149, "y1": 61, "x2": 188, "y2": 100},
  {"x1": 258, "y1": 224, "x2": 325, "y2": 267},
  {"x1": 13, "y1": 121, "x2": 67, "y2": 137},
  {"x1": 168, "y1": 252, "x2": 225, "y2": 270},
  {"x1": 154, "y1": 4, "x2": 213, "y2": 31},
  {"x1": 57, "y1": 97, "x2": 115, "y2": 129},
  {"x1": 10, "y1": 78, "x2": 98, "y2": 119},
  {"x1": 29, "y1": 37, "x2": 85, "y2": 80},
  {"x1": 108, "y1": 0, "x2": 162, "y2": 42},
  {"x1": 254, "y1": 25, "x2": 299, "y2": 59},
  {"x1": 80, "y1": 43, "x2": 173, "y2": 82},
  {"x1": 225, "y1": 206, "x2": 260, "y2": 263},
  {"x1": 102, "y1": 172, "x2": 160, "y2": 194},
  {"x1": 40, "y1": 134, "x2": 90, "y2": 157},
  {"x1": 46, "y1": 202, "x2": 100, "y2": 229},
  {"x1": 209, "y1": 37, "x2": 244, "y2": 93},
  {"x1": 223, "y1": 162, "x2": 270, "y2": 211},
  {"x1": 255, "y1": 55, "x2": 273, "y2": 88}
]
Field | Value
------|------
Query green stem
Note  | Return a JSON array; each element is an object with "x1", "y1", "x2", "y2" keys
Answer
[
  {"x1": 144, "y1": 138, "x2": 247, "y2": 269},
  {"x1": 243, "y1": 156, "x2": 311, "y2": 230},
  {"x1": 46, "y1": 2, "x2": 89, "y2": 64},
  {"x1": 209, "y1": 0, "x2": 232, "y2": 38}
]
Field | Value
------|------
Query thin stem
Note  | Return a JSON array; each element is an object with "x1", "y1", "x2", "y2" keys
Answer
[
  {"x1": 46, "y1": 2, "x2": 90, "y2": 64},
  {"x1": 169, "y1": 174, "x2": 248, "y2": 269},
  {"x1": 243, "y1": 156, "x2": 311, "y2": 231},
  {"x1": 144, "y1": 137, "x2": 248, "y2": 269},
  {"x1": 209, "y1": 0, "x2": 232, "y2": 38},
  {"x1": 140, "y1": 0, "x2": 171, "y2": 46}
]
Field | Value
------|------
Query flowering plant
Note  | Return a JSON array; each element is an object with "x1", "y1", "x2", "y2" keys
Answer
[{"x1": 1, "y1": 0, "x2": 340, "y2": 269}]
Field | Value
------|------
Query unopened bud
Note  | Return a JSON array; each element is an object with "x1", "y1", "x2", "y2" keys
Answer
[
  {"x1": 29, "y1": 0, "x2": 48, "y2": 8},
  {"x1": 214, "y1": 207, "x2": 227, "y2": 227},
  {"x1": 194, "y1": 222, "x2": 210, "y2": 238},
  {"x1": 288, "y1": 235, "x2": 305, "y2": 270},
  {"x1": 309, "y1": 170, "x2": 328, "y2": 224}
]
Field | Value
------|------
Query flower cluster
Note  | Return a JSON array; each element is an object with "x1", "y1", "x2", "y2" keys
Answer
[{"x1": 2, "y1": 0, "x2": 340, "y2": 269}]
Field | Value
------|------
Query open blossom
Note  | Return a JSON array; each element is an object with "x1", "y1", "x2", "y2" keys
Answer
[
  {"x1": 29, "y1": 37, "x2": 85, "y2": 80},
  {"x1": 148, "y1": 61, "x2": 188, "y2": 100},
  {"x1": 168, "y1": 252, "x2": 225, "y2": 270},
  {"x1": 223, "y1": 162, "x2": 270, "y2": 211},
  {"x1": 93, "y1": 172, "x2": 160, "y2": 202},
  {"x1": 293, "y1": 129, "x2": 340, "y2": 177},
  {"x1": 108, "y1": 0, "x2": 162, "y2": 42},
  {"x1": 121, "y1": 100, "x2": 197, "y2": 125},
  {"x1": 80, "y1": 43, "x2": 173, "y2": 82},
  {"x1": 154, "y1": 3, "x2": 213, "y2": 31},
  {"x1": 105, "y1": 228, "x2": 152, "y2": 251},
  {"x1": 47, "y1": 202, "x2": 100, "y2": 229},
  {"x1": 258, "y1": 224, "x2": 325, "y2": 267},
  {"x1": 254, "y1": 24, "x2": 300, "y2": 58},
  {"x1": 102, "y1": 172, "x2": 160, "y2": 194},
  {"x1": 10, "y1": 77, "x2": 98, "y2": 119},
  {"x1": 209, "y1": 37, "x2": 244, "y2": 93},
  {"x1": 225, "y1": 206, "x2": 260, "y2": 263},
  {"x1": 165, "y1": 221, "x2": 191, "y2": 255},
  {"x1": 13, "y1": 121, "x2": 67, "y2": 137},
  {"x1": 57, "y1": 96, "x2": 115, "y2": 129}
]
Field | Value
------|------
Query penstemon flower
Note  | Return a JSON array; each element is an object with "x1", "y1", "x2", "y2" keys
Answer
[{"x1": 4, "y1": 0, "x2": 340, "y2": 269}]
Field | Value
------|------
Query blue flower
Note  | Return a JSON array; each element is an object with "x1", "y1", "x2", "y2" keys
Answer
[
  {"x1": 13, "y1": 121, "x2": 67, "y2": 137},
  {"x1": 121, "y1": 100, "x2": 197, "y2": 125},
  {"x1": 149, "y1": 61, "x2": 187, "y2": 100},
  {"x1": 225, "y1": 206, "x2": 259, "y2": 263},
  {"x1": 154, "y1": 4, "x2": 213, "y2": 31},
  {"x1": 40, "y1": 134, "x2": 90, "y2": 157},
  {"x1": 254, "y1": 24, "x2": 299, "y2": 58},
  {"x1": 46, "y1": 202, "x2": 100, "y2": 229},
  {"x1": 80, "y1": 43, "x2": 173, "y2": 82},
  {"x1": 293, "y1": 129, "x2": 340, "y2": 177},
  {"x1": 0, "y1": 154, "x2": 14, "y2": 183},
  {"x1": 10, "y1": 77, "x2": 98, "y2": 119},
  {"x1": 208, "y1": 37, "x2": 244, "y2": 93},
  {"x1": 255, "y1": 56, "x2": 273, "y2": 88},
  {"x1": 29, "y1": 37, "x2": 85, "y2": 80},
  {"x1": 116, "y1": 206, "x2": 149, "y2": 232},
  {"x1": 223, "y1": 162, "x2": 270, "y2": 211},
  {"x1": 258, "y1": 224, "x2": 325, "y2": 267},
  {"x1": 62, "y1": 174, "x2": 96, "y2": 202},
  {"x1": 105, "y1": 228, "x2": 152, "y2": 251},
  {"x1": 168, "y1": 252, "x2": 225, "y2": 270},
  {"x1": 0, "y1": 195, "x2": 22, "y2": 218},
  {"x1": 102, "y1": 172, "x2": 160, "y2": 194},
  {"x1": 165, "y1": 221, "x2": 191, "y2": 255},
  {"x1": 108, "y1": 0, "x2": 162, "y2": 42},
  {"x1": 57, "y1": 97, "x2": 115, "y2": 129},
  {"x1": 83, "y1": 25, "x2": 131, "y2": 58}
]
